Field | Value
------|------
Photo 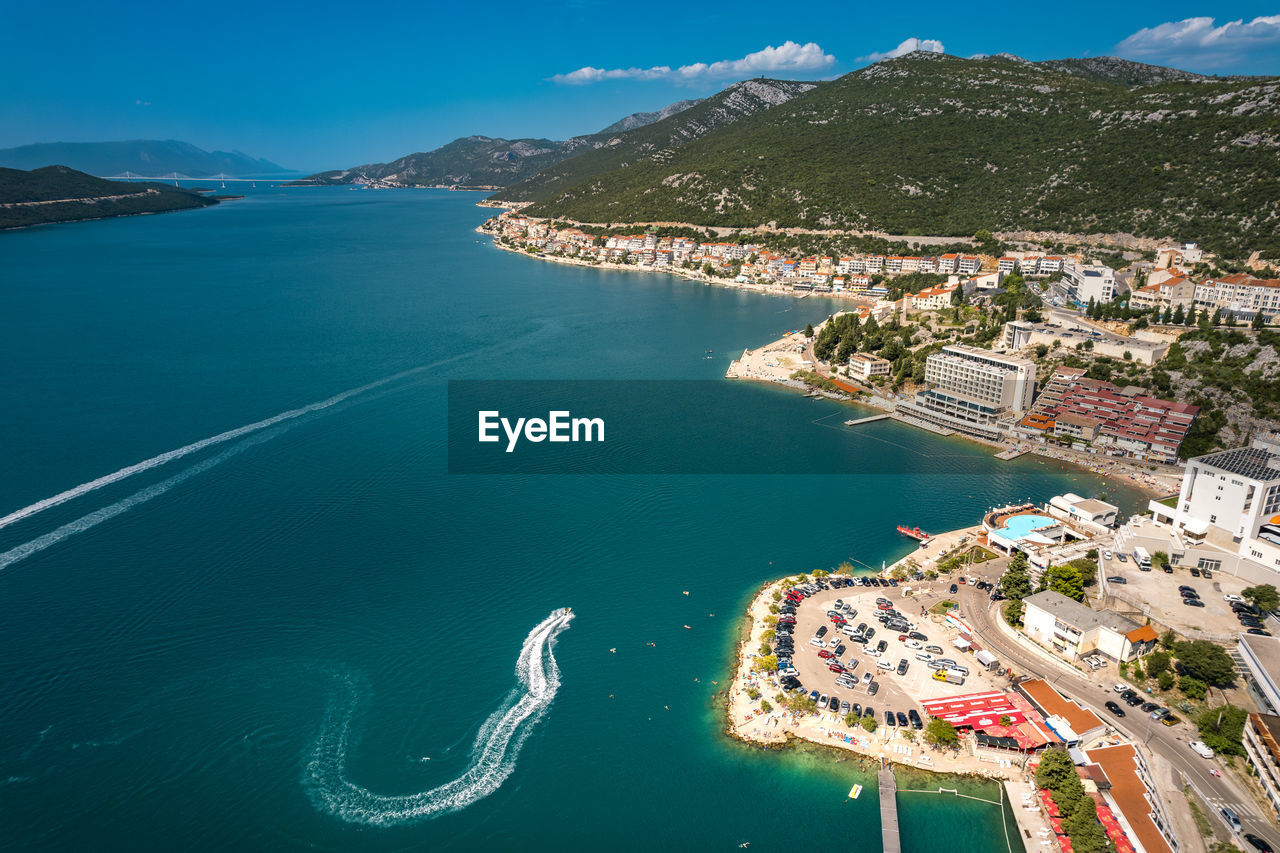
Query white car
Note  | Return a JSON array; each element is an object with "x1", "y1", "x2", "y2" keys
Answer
[
  {"x1": 1112, "y1": 683, "x2": 1127, "y2": 693},
  {"x1": 905, "y1": 640, "x2": 923, "y2": 649},
  {"x1": 1103, "y1": 550, "x2": 1113, "y2": 560},
  {"x1": 877, "y1": 659, "x2": 894, "y2": 670},
  {"x1": 809, "y1": 637, "x2": 824, "y2": 647},
  {"x1": 1190, "y1": 740, "x2": 1216, "y2": 759},
  {"x1": 1224, "y1": 594, "x2": 1245, "y2": 603}
]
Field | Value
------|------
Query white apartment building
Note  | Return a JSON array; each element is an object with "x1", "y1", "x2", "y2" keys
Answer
[
  {"x1": 1022, "y1": 590, "x2": 1158, "y2": 663},
  {"x1": 897, "y1": 344, "x2": 1036, "y2": 438},
  {"x1": 1193, "y1": 274, "x2": 1280, "y2": 321},
  {"x1": 1061, "y1": 261, "x2": 1116, "y2": 305},
  {"x1": 848, "y1": 352, "x2": 892, "y2": 379}
]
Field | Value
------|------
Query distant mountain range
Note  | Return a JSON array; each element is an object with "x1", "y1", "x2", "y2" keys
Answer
[
  {"x1": 0, "y1": 140, "x2": 288, "y2": 178},
  {"x1": 292, "y1": 87, "x2": 809, "y2": 190},
  {"x1": 511, "y1": 53, "x2": 1280, "y2": 258},
  {"x1": 0, "y1": 165, "x2": 218, "y2": 229}
]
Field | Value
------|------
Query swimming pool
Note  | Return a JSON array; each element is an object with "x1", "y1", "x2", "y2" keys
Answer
[{"x1": 994, "y1": 513, "x2": 1058, "y2": 542}]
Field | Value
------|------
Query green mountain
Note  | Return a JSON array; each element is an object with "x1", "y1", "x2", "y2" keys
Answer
[
  {"x1": 0, "y1": 165, "x2": 217, "y2": 229},
  {"x1": 296, "y1": 84, "x2": 809, "y2": 190},
  {"x1": 519, "y1": 53, "x2": 1280, "y2": 258},
  {"x1": 0, "y1": 140, "x2": 287, "y2": 177},
  {"x1": 493, "y1": 78, "x2": 817, "y2": 204}
]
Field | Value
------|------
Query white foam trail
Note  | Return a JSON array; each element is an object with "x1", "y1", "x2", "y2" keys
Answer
[
  {"x1": 0, "y1": 363, "x2": 438, "y2": 533},
  {"x1": 305, "y1": 608, "x2": 574, "y2": 826},
  {"x1": 0, "y1": 426, "x2": 286, "y2": 573}
]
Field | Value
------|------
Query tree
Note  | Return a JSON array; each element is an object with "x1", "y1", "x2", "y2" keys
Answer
[
  {"x1": 860, "y1": 715, "x2": 877, "y2": 732},
  {"x1": 1179, "y1": 676, "x2": 1208, "y2": 700},
  {"x1": 760, "y1": 699, "x2": 772, "y2": 713},
  {"x1": 1243, "y1": 584, "x2": 1279, "y2": 613},
  {"x1": 1160, "y1": 629, "x2": 1178, "y2": 650},
  {"x1": 758, "y1": 655, "x2": 778, "y2": 672},
  {"x1": 1042, "y1": 563, "x2": 1085, "y2": 602},
  {"x1": 1004, "y1": 599, "x2": 1025, "y2": 627},
  {"x1": 1195, "y1": 704, "x2": 1248, "y2": 756},
  {"x1": 1146, "y1": 650, "x2": 1170, "y2": 678},
  {"x1": 1172, "y1": 304, "x2": 1186, "y2": 325},
  {"x1": 1035, "y1": 343, "x2": 1049, "y2": 358},
  {"x1": 1254, "y1": 311, "x2": 1267, "y2": 330},
  {"x1": 845, "y1": 711, "x2": 862, "y2": 727},
  {"x1": 1063, "y1": 796, "x2": 1110, "y2": 853},
  {"x1": 924, "y1": 718, "x2": 959, "y2": 749},
  {"x1": 1035, "y1": 748, "x2": 1077, "y2": 791},
  {"x1": 1000, "y1": 554, "x2": 1033, "y2": 601},
  {"x1": 1173, "y1": 640, "x2": 1235, "y2": 687},
  {"x1": 999, "y1": 715, "x2": 1014, "y2": 727},
  {"x1": 1158, "y1": 670, "x2": 1175, "y2": 690},
  {"x1": 1151, "y1": 550, "x2": 1169, "y2": 569}
]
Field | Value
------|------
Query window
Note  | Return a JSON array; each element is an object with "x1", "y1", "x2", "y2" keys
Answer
[
  {"x1": 1211, "y1": 515, "x2": 1217, "y2": 523},
  {"x1": 1197, "y1": 558, "x2": 1222, "y2": 571}
]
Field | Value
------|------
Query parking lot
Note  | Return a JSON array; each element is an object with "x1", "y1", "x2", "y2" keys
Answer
[
  {"x1": 1099, "y1": 549, "x2": 1268, "y2": 639},
  {"x1": 778, "y1": 576, "x2": 1009, "y2": 731}
]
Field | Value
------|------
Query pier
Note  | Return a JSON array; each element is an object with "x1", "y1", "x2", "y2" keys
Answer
[
  {"x1": 843, "y1": 414, "x2": 890, "y2": 426},
  {"x1": 878, "y1": 763, "x2": 901, "y2": 853},
  {"x1": 995, "y1": 447, "x2": 1028, "y2": 461}
]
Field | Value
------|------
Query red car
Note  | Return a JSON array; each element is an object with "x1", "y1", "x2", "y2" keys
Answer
[
  {"x1": 877, "y1": 603, "x2": 892, "y2": 611},
  {"x1": 898, "y1": 634, "x2": 908, "y2": 641},
  {"x1": 828, "y1": 663, "x2": 845, "y2": 673},
  {"x1": 818, "y1": 649, "x2": 834, "y2": 659},
  {"x1": 830, "y1": 616, "x2": 846, "y2": 625}
]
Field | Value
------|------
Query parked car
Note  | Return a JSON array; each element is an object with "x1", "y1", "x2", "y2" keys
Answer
[
  {"x1": 877, "y1": 659, "x2": 893, "y2": 671},
  {"x1": 1190, "y1": 568, "x2": 1201, "y2": 578},
  {"x1": 1182, "y1": 732, "x2": 1213, "y2": 753},
  {"x1": 908, "y1": 631, "x2": 927, "y2": 641},
  {"x1": 818, "y1": 649, "x2": 834, "y2": 659},
  {"x1": 925, "y1": 645, "x2": 943, "y2": 655},
  {"x1": 896, "y1": 712, "x2": 909, "y2": 727},
  {"x1": 1104, "y1": 701, "x2": 1126, "y2": 717},
  {"x1": 862, "y1": 671, "x2": 873, "y2": 684},
  {"x1": 896, "y1": 659, "x2": 909, "y2": 676},
  {"x1": 867, "y1": 681, "x2": 879, "y2": 696},
  {"x1": 1103, "y1": 550, "x2": 1113, "y2": 560},
  {"x1": 1183, "y1": 598, "x2": 1205, "y2": 607},
  {"x1": 828, "y1": 663, "x2": 845, "y2": 673},
  {"x1": 816, "y1": 626, "x2": 828, "y2": 638},
  {"x1": 1117, "y1": 553, "x2": 1128, "y2": 563},
  {"x1": 1112, "y1": 684, "x2": 1127, "y2": 693},
  {"x1": 1106, "y1": 576, "x2": 1127, "y2": 584},
  {"x1": 1225, "y1": 594, "x2": 1245, "y2": 603},
  {"x1": 908, "y1": 709, "x2": 923, "y2": 729},
  {"x1": 949, "y1": 583, "x2": 958, "y2": 594},
  {"x1": 828, "y1": 696, "x2": 841, "y2": 712},
  {"x1": 884, "y1": 710, "x2": 896, "y2": 726}
]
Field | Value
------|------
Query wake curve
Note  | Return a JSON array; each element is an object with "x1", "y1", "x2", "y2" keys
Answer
[
  {"x1": 305, "y1": 608, "x2": 574, "y2": 826},
  {"x1": 0, "y1": 362, "x2": 443, "y2": 534}
]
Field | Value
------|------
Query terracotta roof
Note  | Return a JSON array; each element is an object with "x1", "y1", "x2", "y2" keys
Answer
[
  {"x1": 1126, "y1": 625, "x2": 1159, "y2": 644},
  {"x1": 1018, "y1": 679, "x2": 1104, "y2": 736},
  {"x1": 1085, "y1": 744, "x2": 1174, "y2": 853}
]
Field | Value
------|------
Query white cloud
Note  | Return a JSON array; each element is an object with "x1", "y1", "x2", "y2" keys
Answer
[
  {"x1": 858, "y1": 37, "x2": 945, "y2": 63},
  {"x1": 1115, "y1": 15, "x2": 1280, "y2": 68},
  {"x1": 551, "y1": 41, "x2": 836, "y2": 85}
]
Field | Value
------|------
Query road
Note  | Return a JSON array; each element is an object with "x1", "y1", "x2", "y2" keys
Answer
[{"x1": 956, "y1": 584, "x2": 1280, "y2": 850}]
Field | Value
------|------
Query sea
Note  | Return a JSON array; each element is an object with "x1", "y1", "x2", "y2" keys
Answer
[{"x1": 0, "y1": 187, "x2": 1148, "y2": 851}]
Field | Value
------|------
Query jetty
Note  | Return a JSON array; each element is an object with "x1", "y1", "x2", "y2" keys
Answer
[
  {"x1": 843, "y1": 414, "x2": 890, "y2": 426},
  {"x1": 878, "y1": 762, "x2": 901, "y2": 853},
  {"x1": 995, "y1": 447, "x2": 1028, "y2": 461}
]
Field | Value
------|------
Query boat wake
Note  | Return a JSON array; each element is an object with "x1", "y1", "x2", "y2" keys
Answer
[
  {"x1": 304, "y1": 608, "x2": 574, "y2": 826},
  {"x1": 0, "y1": 361, "x2": 454, "y2": 535}
]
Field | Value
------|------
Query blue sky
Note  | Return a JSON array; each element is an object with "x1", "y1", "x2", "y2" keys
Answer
[{"x1": 2, "y1": 0, "x2": 1278, "y2": 172}]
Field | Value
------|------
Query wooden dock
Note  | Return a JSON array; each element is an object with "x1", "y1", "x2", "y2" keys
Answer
[{"x1": 879, "y1": 763, "x2": 901, "y2": 853}]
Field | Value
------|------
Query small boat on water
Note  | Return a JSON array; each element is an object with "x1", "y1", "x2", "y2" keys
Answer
[
  {"x1": 848, "y1": 783, "x2": 863, "y2": 799},
  {"x1": 896, "y1": 524, "x2": 931, "y2": 542}
]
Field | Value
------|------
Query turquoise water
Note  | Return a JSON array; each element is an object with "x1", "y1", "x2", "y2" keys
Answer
[
  {"x1": 994, "y1": 514, "x2": 1059, "y2": 541},
  {"x1": 0, "y1": 188, "x2": 1143, "y2": 850}
]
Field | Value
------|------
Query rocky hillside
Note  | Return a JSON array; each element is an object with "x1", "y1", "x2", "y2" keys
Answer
[
  {"x1": 600, "y1": 99, "x2": 701, "y2": 133},
  {"x1": 521, "y1": 53, "x2": 1280, "y2": 258},
  {"x1": 297, "y1": 98, "x2": 721, "y2": 189},
  {"x1": 0, "y1": 140, "x2": 286, "y2": 177},
  {"x1": 492, "y1": 78, "x2": 818, "y2": 204}
]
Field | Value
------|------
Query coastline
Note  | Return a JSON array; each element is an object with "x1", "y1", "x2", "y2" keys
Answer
[
  {"x1": 476, "y1": 224, "x2": 871, "y2": 301},
  {"x1": 725, "y1": 327, "x2": 1180, "y2": 500},
  {"x1": 723, "y1": 566, "x2": 1018, "y2": 782}
]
